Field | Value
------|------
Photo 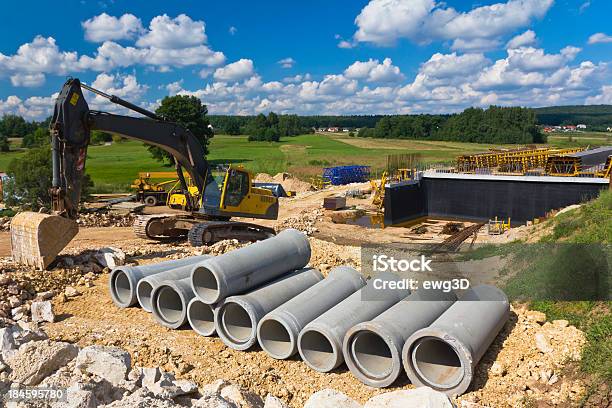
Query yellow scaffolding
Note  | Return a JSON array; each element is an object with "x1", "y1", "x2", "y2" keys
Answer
[{"x1": 456, "y1": 147, "x2": 585, "y2": 173}]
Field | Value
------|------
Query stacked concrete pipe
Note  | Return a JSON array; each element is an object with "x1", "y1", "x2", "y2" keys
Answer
[
  {"x1": 297, "y1": 272, "x2": 410, "y2": 373},
  {"x1": 402, "y1": 285, "x2": 509, "y2": 396},
  {"x1": 343, "y1": 288, "x2": 457, "y2": 387},
  {"x1": 136, "y1": 257, "x2": 211, "y2": 312},
  {"x1": 257, "y1": 266, "x2": 366, "y2": 360},
  {"x1": 187, "y1": 298, "x2": 217, "y2": 336},
  {"x1": 191, "y1": 229, "x2": 311, "y2": 304},
  {"x1": 110, "y1": 255, "x2": 210, "y2": 308},
  {"x1": 150, "y1": 277, "x2": 196, "y2": 329},
  {"x1": 215, "y1": 267, "x2": 323, "y2": 350}
]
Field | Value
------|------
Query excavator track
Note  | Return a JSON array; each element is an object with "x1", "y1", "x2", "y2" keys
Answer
[
  {"x1": 133, "y1": 214, "x2": 188, "y2": 240},
  {"x1": 188, "y1": 221, "x2": 276, "y2": 247}
]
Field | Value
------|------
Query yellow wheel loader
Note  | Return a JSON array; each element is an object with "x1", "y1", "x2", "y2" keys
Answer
[{"x1": 10, "y1": 78, "x2": 278, "y2": 269}]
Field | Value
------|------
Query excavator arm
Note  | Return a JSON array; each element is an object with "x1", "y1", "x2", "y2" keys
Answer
[
  {"x1": 11, "y1": 78, "x2": 215, "y2": 269},
  {"x1": 50, "y1": 78, "x2": 212, "y2": 216}
]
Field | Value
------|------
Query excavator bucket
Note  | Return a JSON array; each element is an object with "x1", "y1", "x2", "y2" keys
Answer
[{"x1": 10, "y1": 212, "x2": 79, "y2": 270}]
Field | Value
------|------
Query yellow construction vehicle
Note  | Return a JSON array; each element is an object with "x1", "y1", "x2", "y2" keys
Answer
[
  {"x1": 131, "y1": 172, "x2": 177, "y2": 206},
  {"x1": 10, "y1": 78, "x2": 278, "y2": 269}
]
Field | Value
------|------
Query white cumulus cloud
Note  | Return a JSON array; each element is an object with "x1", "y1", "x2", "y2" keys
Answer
[
  {"x1": 588, "y1": 33, "x2": 612, "y2": 44},
  {"x1": 506, "y1": 30, "x2": 537, "y2": 49},
  {"x1": 352, "y1": 0, "x2": 553, "y2": 51},
  {"x1": 213, "y1": 59, "x2": 255, "y2": 82},
  {"x1": 278, "y1": 57, "x2": 296, "y2": 69},
  {"x1": 136, "y1": 14, "x2": 207, "y2": 49},
  {"x1": 344, "y1": 58, "x2": 404, "y2": 83},
  {"x1": 82, "y1": 13, "x2": 144, "y2": 42}
]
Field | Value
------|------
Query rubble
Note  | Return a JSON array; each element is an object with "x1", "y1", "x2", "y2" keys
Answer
[
  {"x1": 8, "y1": 339, "x2": 78, "y2": 385},
  {"x1": 30, "y1": 300, "x2": 55, "y2": 322},
  {"x1": 76, "y1": 211, "x2": 135, "y2": 228},
  {"x1": 304, "y1": 389, "x2": 361, "y2": 408},
  {"x1": 75, "y1": 345, "x2": 131, "y2": 386},
  {"x1": 0, "y1": 216, "x2": 10, "y2": 231},
  {"x1": 275, "y1": 209, "x2": 323, "y2": 235},
  {"x1": 363, "y1": 388, "x2": 453, "y2": 408},
  {"x1": 94, "y1": 247, "x2": 126, "y2": 268}
]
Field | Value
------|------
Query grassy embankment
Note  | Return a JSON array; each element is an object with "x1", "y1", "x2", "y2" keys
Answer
[{"x1": 469, "y1": 190, "x2": 611, "y2": 397}]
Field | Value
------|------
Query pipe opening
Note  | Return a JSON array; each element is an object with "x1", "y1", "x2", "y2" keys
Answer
[
  {"x1": 137, "y1": 281, "x2": 153, "y2": 311},
  {"x1": 156, "y1": 286, "x2": 183, "y2": 324},
  {"x1": 112, "y1": 271, "x2": 132, "y2": 305},
  {"x1": 221, "y1": 303, "x2": 253, "y2": 344},
  {"x1": 412, "y1": 337, "x2": 464, "y2": 389},
  {"x1": 350, "y1": 330, "x2": 393, "y2": 379},
  {"x1": 300, "y1": 330, "x2": 336, "y2": 371},
  {"x1": 189, "y1": 300, "x2": 215, "y2": 335},
  {"x1": 192, "y1": 267, "x2": 219, "y2": 303},
  {"x1": 259, "y1": 319, "x2": 292, "y2": 358}
]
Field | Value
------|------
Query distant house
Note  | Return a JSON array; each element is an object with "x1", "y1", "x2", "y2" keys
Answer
[
  {"x1": 327, "y1": 127, "x2": 339, "y2": 132},
  {"x1": 577, "y1": 124, "x2": 587, "y2": 129},
  {"x1": 607, "y1": 127, "x2": 612, "y2": 132},
  {"x1": 342, "y1": 128, "x2": 350, "y2": 132},
  {"x1": 563, "y1": 125, "x2": 577, "y2": 132}
]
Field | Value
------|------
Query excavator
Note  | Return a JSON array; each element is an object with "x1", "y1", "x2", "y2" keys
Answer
[{"x1": 10, "y1": 78, "x2": 278, "y2": 269}]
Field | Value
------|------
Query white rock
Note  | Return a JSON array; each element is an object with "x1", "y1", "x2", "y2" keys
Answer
[
  {"x1": 31, "y1": 301, "x2": 55, "y2": 323},
  {"x1": 95, "y1": 247, "x2": 126, "y2": 268},
  {"x1": 98, "y1": 388, "x2": 177, "y2": 408},
  {"x1": 0, "y1": 327, "x2": 16, "y2": 352},
  {"x1": 142, "y1": 367, "x2": 162, "y2": 388},
  {"x1": 219, "y1": 383, "x2": 263, "y2": 408},
  {"x1": 304, "y1": 389, "x2": 362, "y2": 408},
  {"x1": 363, "y1": 387, "x2": 453, "y2": 408},
  {"x1": 264, "y1": 394, "x2": 288, "y2": 408},
  {"x1": 59, "y1": 382, "x2": 97, "y2": 408},
  {"x1": 193, "y1": 394, "x2": 238, "y2": 408},
  {"x1": 8, "y1": 340, "x2": 79, "y2": 386},
  {"x1": 75, "y1": 345, "x2": 131, "y2": 386},
  {"x1": 65, "y1": 287, "x2": 81, "y2": 297},
  {"x1": 534, "y1": 333, "x2": 553, "y2": 353}
]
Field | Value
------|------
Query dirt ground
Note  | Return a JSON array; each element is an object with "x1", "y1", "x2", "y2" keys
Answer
[{"x1": 0, "y1": 182, "x2": 594, "y2": 407}]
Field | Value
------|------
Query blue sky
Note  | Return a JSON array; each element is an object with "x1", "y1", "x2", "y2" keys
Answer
[{"x1": 1, "y1": 0, "x2": 611, "y2": 120}]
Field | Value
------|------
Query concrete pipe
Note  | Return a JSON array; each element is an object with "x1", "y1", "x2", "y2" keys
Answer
[
  {"x1": 191, "y1": 229, "x2": 310, "y2": 304},
  {"x1": 343, "y1": 289, "x2": 457, "y2": 388},
  {"x1": 402, "y1": 285, "x2": 509, "y2": 396},
  {"x1": 110, "y1": 255, "x2": 209, "y2": 308},
  {"x1": 187, "y1": 298, "x2": 217, "y2": 336},
  {"x1": 257, "y1": 266, "x2": 366, "y2": 360},
  {"x1": 215, "y1": 267, "x2": 323, "y2": 350},
  {"x1": 150, "y1": 277, "x2": 196, "y2": 329},
  {"x1": 298, "y1": 272, "x2": 410, "y2": 373},
  {"x1": 137, "y1": 256, "x2": 212, "y2": 312}
]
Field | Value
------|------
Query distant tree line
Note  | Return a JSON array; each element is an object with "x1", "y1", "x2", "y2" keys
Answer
[
  {"x1": 209, "y1": 114, "x2": 382, "y2": 135},
  {"x1": 243, "y1": 112, "x2": 313, "y2": 142},
  {"x1": 534, "y1": 105, "x2": 612, "y2": 130},
  {"x1": 358, "y1": 106, "x2": 545, "y2": 144}
]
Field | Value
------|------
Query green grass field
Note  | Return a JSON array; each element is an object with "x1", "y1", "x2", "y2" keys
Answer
[{"x1": 0, "y1": 132, "x2": 610, "y2": 193}]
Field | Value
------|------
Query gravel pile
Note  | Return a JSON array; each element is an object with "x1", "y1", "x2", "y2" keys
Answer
[
  {"x1": 76, "y1": 211, "x2": 135, "y2": 228},
  {"x1": 275, "y1": 209, "x2": 323, "y2": 235}
]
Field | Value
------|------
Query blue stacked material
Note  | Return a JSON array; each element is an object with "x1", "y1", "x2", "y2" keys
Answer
[{"x1": 322, "y1": 165, "x2": 371, "y2": 185}]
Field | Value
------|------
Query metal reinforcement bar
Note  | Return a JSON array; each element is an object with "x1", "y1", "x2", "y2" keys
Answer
[
  {"x1": 137, "y1": 257, "x2": 212, "y2": 312},
  {"x1": 402, "y1": 285, "x2": 509, "y2": 396},
  {"x1": 150, "y1": 277, "x2": 195, "y2": 329},
  {"x1": 297, "y1": 273, "x2": 410, "y2": 373},
  {"x1": 110, "y1": 255, "x2": 210, "y2": 308},
  {"x1": 215, "y1": 268, "x2": 323, "y2": 350},
  {"x1": 257, "y1": 266, "x2": 366, "y2": 360},
  {"x1": 187, "y1": 298, "x2": 217, "y2": 336},
  {"x1": 343, "y1": 289, "x2": 457, "y2": 388},
  {"x1": 191, "y1": 229, "x2": 311, "y2": 304}
]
